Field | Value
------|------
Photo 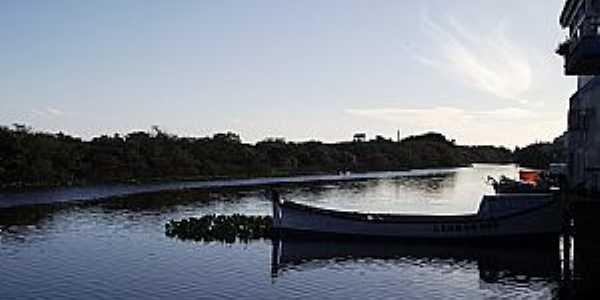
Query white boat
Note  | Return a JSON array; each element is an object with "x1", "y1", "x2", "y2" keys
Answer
[{"x1": 271, "y1": 192, "x2": 561, "y2": 239}]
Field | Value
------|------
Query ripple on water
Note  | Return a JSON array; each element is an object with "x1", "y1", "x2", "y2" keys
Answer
[{"x1": 0, "y1": 165, "x2": 560, "y2": 300}]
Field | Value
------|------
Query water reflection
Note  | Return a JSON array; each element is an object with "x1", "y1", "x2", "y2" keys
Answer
[
  {"x1": 0, "y1": 169, "x2": 459, "y2": 208},
  {"x1": 271, "y1": 237, "x2": 561, "y2": 295},
  {"x1": 287, "y1": 165, "x2": 517, "y2": 215},
  {"x1": 4, "y1": 164, "x2": 578, "y2": 300},
  {"x1": 0, "y1": 189, "x2": 262, "y2": 227}
]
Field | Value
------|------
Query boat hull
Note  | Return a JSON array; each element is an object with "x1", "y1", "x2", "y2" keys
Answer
[{"x1": 272, "y1": 194, "x2": 561, "y2": 239}]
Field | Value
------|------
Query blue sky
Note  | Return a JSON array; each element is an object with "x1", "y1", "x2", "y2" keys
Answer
[{"x1": 0, "y1": 0, "x2": 573, "y2": 147}]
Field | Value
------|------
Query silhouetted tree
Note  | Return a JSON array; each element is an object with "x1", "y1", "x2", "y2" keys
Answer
[{"x1": 0, "y1": 125, "x2": 515, "y2": 190}]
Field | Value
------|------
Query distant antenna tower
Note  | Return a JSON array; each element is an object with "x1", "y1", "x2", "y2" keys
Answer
[{"x1": 397, "y1": 129, "x2": 400, "y2": 142}]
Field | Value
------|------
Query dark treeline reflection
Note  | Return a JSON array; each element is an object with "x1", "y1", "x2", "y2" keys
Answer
[
  {"x1": 0, "y1": 173, "x2": 456, "y2": 227},
  {"x1": 0, "y1": 124, "x2": 512, "y2": 189},
  {"x1": 0, "y1": 188, "x2": 254, "y2": 226}
]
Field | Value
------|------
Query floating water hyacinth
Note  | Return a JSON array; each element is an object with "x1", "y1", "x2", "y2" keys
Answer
[{"x1": 165, "y1": 214, "x2": 273, "y2": 243}]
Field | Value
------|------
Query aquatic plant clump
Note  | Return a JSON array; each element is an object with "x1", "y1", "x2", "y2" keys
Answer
[{"x1": 165, "y1": 214, "x2": 273, "y2": 243}]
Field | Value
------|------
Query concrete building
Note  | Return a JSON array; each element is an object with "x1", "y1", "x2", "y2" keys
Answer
[
  {"x1": 558, "y1": 0, "x2": 600, "y2": 192},
  {"x1": 566, "y1": 76, "x2": 600, "y2": 191}
]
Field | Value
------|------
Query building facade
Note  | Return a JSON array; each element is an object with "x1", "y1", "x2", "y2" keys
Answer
[
  {"x1": 559, "y1": 0, "x2": 600, "y2": 192},
  {"x1": 567, "y1": 76, "x2": 600, "y2": 191}
]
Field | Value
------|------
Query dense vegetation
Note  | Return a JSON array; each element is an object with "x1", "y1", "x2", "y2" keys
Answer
[
  {"x1": 165, "y1": 215, "x2": 273, "y2": 243},
  {"x1": 514, "y1": 135, "x2": 567, "y2": 169},
  {"x1": 0, "y1": 124, "x2": 512, "y2": 190}
]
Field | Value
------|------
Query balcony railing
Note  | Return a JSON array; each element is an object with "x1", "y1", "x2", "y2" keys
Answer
[{"x1": 558, "y1": 15, "x2": 600, "y2": 75}]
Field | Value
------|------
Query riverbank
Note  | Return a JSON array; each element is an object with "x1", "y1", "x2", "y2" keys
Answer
[
  {"x1": 0, "y1": 168, "x2": 412, "y2": 192},
  {"x1": 0, "y1": 126, "x2": 512, "y2": 191},
  {"x1": 0, "y1": 168, "x2": 461, "y2": 209},
  {"x1": 0, "y1": 164, "x2": 521, "y2": 227},
  {"x1": 0, "y1": 168, "x2": 460, "y2": 225}
]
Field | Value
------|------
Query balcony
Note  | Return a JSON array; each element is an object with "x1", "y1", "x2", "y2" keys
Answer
[
  {"x1": 558, "y1": 3, "x2": 600, "y2": 75},
  {"x1": 558, "y1": 35, "x2": 600, "y2": 75}
]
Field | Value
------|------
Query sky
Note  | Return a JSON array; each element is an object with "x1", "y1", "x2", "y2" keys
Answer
[{"x1": 0, "y1": 0, "x2": 575, "y2": 147}]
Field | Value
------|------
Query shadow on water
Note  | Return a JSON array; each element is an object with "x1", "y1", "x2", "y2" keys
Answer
[
  {"x1": 0, "y1": 167, "x2": 468, "y2": 229},
  {"x1": 271, "y1": 236, "x2": 563, "y2": 298},
  {"x1": 0, "y1": 188, "x2": 257, "y2": 227},
  {"x1": 572, "y1": 235, "x2": 600, "y2": 299},
  {"x1": 0, "y1": 172, "x2": 458, "y2": 228},
  {"x1": 564, "y1": 194, "x2": 600, "y2": 299}
]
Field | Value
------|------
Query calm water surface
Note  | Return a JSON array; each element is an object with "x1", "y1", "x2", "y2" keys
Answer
[{"x1": 0, "y1": 164, "x2": 564, "y2": 299}]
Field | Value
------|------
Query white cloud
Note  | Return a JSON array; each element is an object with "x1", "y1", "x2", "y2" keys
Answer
[
  {"x1": 31, "y1": 107, "x2": 65, "y2": 118},
  {"x1": 46, "y1": 108, "x2": 64, "y2": 116},
  {"x1": 417, "y1": 15, "x2": 532, "y2": 104}
]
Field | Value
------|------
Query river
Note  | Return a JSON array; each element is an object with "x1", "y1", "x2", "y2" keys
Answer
[{"x1": 0, "y1": 164, "x2": 565, "y2": 299}]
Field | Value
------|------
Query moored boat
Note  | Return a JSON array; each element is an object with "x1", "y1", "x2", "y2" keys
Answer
[{"x1": 270, "y1": 191, "x2": 561, "y2": 239}]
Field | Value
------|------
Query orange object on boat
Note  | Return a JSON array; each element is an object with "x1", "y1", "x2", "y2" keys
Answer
[{"x1": 519, "y1": 170, "x2": 540, "y2": 184}]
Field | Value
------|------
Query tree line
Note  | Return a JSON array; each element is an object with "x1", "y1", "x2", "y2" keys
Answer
[
  {"x1": 513, "y1": 134, "x2": 567, "y2": 170},
  {"x1": 0, "y1": 124, "x2": 514, "y2": 190}
]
